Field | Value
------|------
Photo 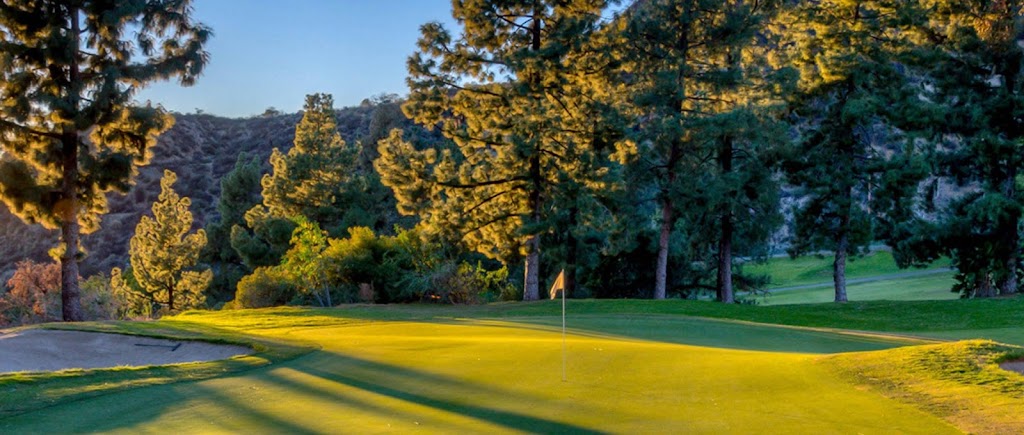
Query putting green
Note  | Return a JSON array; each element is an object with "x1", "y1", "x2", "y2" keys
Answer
[{"x1": 0, "y1": 313, "x2": 958, "y2": 433}]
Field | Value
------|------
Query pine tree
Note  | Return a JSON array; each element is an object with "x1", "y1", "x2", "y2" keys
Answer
[
  {"x1": 779, "y1": 0, "x2": 923, "y2": 302},
  {"x1": 280, "y1": 217, "x2": 330, "y2": 306},
  {"x1": 129, "y1": 170, "x2": 211, "y2": 312},
  {"x1": 262, "y1": 93, "x2": 358, "y2": 231},
  {"x1": 897, "y1": 0, "x2": 1024, "y2": 297},
  {"x1": 611, "y1": 0, "x2": 786, "y2": 300},
  {"x1": 232, "y1": 93, "x2": 373, "y2": 267},
  {"x1": 393, "y1": 0, "x2": 609, "y2": 300},
  {"x1": 202, "y1": 153, "x2": 262, "y2": 303},
  {"x1": 0, "y1": 1, "x2": 210, "y2": 321}
]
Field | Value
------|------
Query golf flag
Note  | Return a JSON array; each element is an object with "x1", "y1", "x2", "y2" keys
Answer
[{"x1": 549, "y1": 269, "x2": 566, "y2": 300}]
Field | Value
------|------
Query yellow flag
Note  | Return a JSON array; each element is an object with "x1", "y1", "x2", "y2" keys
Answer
[{"x1": 549, "y1": 269, "x2": 565, "y2": 300}]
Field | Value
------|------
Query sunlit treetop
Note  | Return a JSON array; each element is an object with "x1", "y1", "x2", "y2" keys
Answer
[{"x1": 0, "y1": 0, "x2": 211, "y2": 232}]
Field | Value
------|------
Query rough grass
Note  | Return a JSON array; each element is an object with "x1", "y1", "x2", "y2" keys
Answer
[{"x1": 826, "y1": 340, "x2": 1024, "y2": 434}]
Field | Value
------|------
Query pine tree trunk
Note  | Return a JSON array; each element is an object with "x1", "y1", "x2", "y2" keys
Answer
[
  {"x1": 654, "y1": 8, "x2": 688, "y2": 301},
  {"x1": 655, "y1": 198, "x2": 672, "y2": 300},
  {"x1": 168, "y1": 285, "x2": 175, "y2": 311},
  {"x1": 59, "y1": 10, "x2": 84, "y2": 322},
  {"x1": 565, "y1": 203, "x2": 578, "y2": 298},
  {"x1": 717, "y1": 136, "x2": 734, "y2": 303},
  {"x1": 833, "y1": 231, "x2": 849, "y2": 303},
  {"x1": 58, "y1": 184, "x2": 83, "y2": 322},
  {"x1": 520, "y1": 6, "x2": 542, "y2": 303},
  {"x1": 1002, "y1": 252, "x2": 1019, "y2": 295},
  {"x1": 718, "y1": 220, "x2": 734, "y2": 303},
  {"x1": 524, "y1": 235, "x2": 541, "y2": 301},
  {"x1": 976, "y1": 274, "x2": 996, "y2": 298}
]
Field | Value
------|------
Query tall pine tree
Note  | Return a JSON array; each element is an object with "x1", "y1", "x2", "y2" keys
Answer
[
  {"x1": 0, "y1": 1, "x2": 209, "y2": 320},
  {"x1": 231, "y1": 93, "x2": 368, "y2": 267},
  {"x1": 611, "y1": 0, "x2": 785, "y2": 300},
  {"x1": 202, "y1": 152, "x2": 262, "y2": 303},
  {"x1": 898, "y1": 0, "x2": 1024, "y2": 297},
  {"x1": 779, "y1": 0, "x2": 923, "y2": 302},
  {"x1": 128, "y1": 170, "x2": 211, "y2": 312},
  {"x1": 392, "y1": 0, "x2": 609, "y2": 300}
]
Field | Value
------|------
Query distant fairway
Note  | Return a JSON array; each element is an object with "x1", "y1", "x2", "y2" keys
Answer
[
  {"x1": 0, "y1": 305, "x2": 973, "y2": 434},
  {"x1": 746, "y1": 251, "x2": 958, "y2": 305}
]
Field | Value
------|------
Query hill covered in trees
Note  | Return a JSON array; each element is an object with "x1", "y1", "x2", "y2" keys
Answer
[{"x1": 0, "y1": 98, "x2": 409, "y2": 284}]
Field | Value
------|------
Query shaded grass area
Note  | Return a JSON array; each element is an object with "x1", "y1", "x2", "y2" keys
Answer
[
  {"x1": 826, "y1": 340, "x2": 1024, "y2": 434},
  {"x1": 745, "y1": 250, "x2": 950, "y2": 289},
  {"x1": 488, "y1": 297, "x2": 1024, "y2": 339},
  {"x1": 0, "y1": 320, "x2": 315, "y2": 418},
  {"x1": 499, "y1": 315, "x2": 923, "y2": 353},
  {"x1": 760, "y1": 271, "x2": 958, "y2": 305},
  {"x1": 200, "y1": 297, "x2": 1024, "y2": 343}
]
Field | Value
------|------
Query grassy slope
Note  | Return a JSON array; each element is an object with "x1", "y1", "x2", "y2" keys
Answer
[{"x1": 0, "y1": 311, "x2": 958, "y2": 433}]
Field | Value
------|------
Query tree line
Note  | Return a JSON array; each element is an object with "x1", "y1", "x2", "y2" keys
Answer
[
  {"x1": 379, "y1": 0, "x2": 1024, "y2": 303},
  {"x1": 1, "y1": 0, "x2": 1022, "y2": 321}
]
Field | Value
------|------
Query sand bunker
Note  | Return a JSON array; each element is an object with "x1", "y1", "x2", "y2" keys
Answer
[
  {"x1": 1001, "y1": 359, "x2": 1024, "y2": 376},
  {"x1": 0, "y1": 329, "x2": 252, "y2": 374}
]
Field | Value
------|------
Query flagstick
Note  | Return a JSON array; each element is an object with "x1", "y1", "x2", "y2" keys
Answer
[{"x1": 561, "y1": 284, "x2": 567, "y2": 382}]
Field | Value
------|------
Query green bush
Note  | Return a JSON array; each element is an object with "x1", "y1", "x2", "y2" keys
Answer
[
  {"x1": 322, "y1": 227, "x2": 407, "y2": 303},
  {"x1": 235, "y1": 267, "x2": 296, "y2": 308}
]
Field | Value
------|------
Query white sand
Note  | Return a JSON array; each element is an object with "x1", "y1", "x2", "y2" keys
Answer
[
  {"x1": 0, "y1": 329, "x2": 252, "y2": 374},
  {"x1": 1000, "y1": 359, "x2": 1024, "y2": 376}
]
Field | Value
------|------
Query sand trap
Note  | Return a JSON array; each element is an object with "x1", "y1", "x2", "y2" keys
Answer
[
  {"x1": 0, "y1": 329, "x2": 252, "y2": 374},
  {"x1": 1001, "y1": 359, "x2": 1024, "y2": 376}
]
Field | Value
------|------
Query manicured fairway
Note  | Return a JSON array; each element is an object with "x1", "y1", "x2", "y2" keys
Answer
[
  {"x1": 745, "y1": 251, "x2": 950, "y2": 289},
  {"x1": 761, "y1": 271, "x2": 958, "y2": 305},
  {"x1": 745, "y1": 251, "x2": 958, "y2": 305},
  {"x1": 0, "y1": 310, "x2": 962, "y2": 433}
]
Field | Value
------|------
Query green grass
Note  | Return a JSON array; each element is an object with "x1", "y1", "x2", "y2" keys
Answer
[
  {"x1": 760, "y1": 270, "x2": 959, "y2": 305},
  {"x1": 745, "y1": 250, "x2": 950, "y2": 289},
  {"x1": 2, "y1": 300, "x2": 1022, "y2": 433},
  {"x1": 827, "y1": 340, "x2": 1024, "y2": 433}
]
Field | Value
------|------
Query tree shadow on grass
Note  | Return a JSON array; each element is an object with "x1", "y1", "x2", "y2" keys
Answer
[
  {"x1": 286, "y1": 351, "x2": 606, "y2": 434},
  {"x1": 0, "y1": 375, "x2": 319, "y2": 434},
  {"x1": 1, "y1": 351, "x2": 607, "y2": 434}
]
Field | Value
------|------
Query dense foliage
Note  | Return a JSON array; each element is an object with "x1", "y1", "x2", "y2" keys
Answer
[{"x1": 4, "y1": 0, "x2": 1024, "y2": 317}]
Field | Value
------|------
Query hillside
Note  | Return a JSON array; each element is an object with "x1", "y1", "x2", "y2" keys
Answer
[{"x1": 0, "y1": 103, "x2": 394, "y2": 282}]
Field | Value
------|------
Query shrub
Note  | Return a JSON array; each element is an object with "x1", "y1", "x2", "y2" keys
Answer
[
  {"x1": 235, "y1": 267, "x2": 296, "y2": 308},
  {"x1": 1, "y1": 261, "x2": 126, "y2": 326},
  {"x1": 321, "y1": 226, "x2": 406, "y2": 303},
  {"x1": 416, "y1": 261, "x2": 515, "y2": 304},
  {"x1": 79, "y1": 273, "x2": 123, "y2": 320},
  {"x1": 1, "y1": 260, "x2": 61, "y2": 326}
]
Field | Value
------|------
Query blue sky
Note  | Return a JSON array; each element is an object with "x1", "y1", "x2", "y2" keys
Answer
[{"x1": 136, "y1": 0, "x2": 457, "y2": 118}]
